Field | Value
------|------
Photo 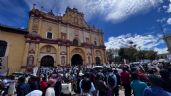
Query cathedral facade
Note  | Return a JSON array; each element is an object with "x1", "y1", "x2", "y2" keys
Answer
[{"x1": 0, "y1": 6, "x2": 106, "y2": 74}]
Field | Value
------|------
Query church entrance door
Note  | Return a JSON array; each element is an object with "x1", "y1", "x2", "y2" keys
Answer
[
  {"x1": 40, "y1": 55, "x2": 54, "y2": 67},
  {"x1": 71, "y1": 54, "x2": 83, "y2": 66}
]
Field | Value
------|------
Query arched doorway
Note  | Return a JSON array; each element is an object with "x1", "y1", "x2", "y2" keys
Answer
[
  {"x1": 71, "y1": 54, "x2": 83, "y2": 66},
  {"x1": 40, "y1": 55, "x2": 54, "y2": 67},
  {"x1": 95, "y1": 57, "x2": 101, "y2": 65}
]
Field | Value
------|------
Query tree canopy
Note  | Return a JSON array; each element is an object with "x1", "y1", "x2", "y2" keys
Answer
[{"x1": 106, "y1": 48, "x2": 158, "y2": 63}]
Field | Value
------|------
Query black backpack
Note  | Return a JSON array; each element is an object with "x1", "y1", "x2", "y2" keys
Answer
[
  {"x1": 81, "y1": 79, "x2": 91, "y2": 92},
  {"x1": 108, "y1": 74, "x2": 116, "y2": 87}
]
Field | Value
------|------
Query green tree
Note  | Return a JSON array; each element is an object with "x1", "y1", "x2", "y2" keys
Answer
[
  {"x1": 136, "y1": 50, "x2": 146, "y2": 60},
  {"x1": 145, "y1": 50, "x2": 158, "y2": 60},
  {"x1": 114, "y1": 56, "x2": 122, "y2": 63},
  {"x1": 118, "y1": 47, "x2": 138, "y2": 62},
  {"x1": 135, "y1": 50, "x2": 158, "y2": 61},
  {"x1": 106, "y1": 49, "x2": 115, "y2": 64}
]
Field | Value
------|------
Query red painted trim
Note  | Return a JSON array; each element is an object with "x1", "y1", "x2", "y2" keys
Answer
[
  {"x1": 21, "y1": 65, "x2": 35, "y2": 69},
  {"x1": 25, "y1": 35, "x2": 106, "y2": 49}
]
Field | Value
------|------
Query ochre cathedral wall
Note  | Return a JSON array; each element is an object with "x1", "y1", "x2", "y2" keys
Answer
[
  {"x1": 0, "y1": 7, "x2": 106, "y2": 74},
  {"x1": 0, "y1": 29, "x2": 26, "y2": 74},
  {"x1": 25, "y1": 7, "x2": 106, "y2": 67}
]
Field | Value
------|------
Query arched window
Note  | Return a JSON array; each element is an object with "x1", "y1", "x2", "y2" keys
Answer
[
  {"x1": 0, "y1": 40, "x2": 7, "y2": 57},
  {"x1": 73, "y1": 38, "x2": 79, "y2": 46}
]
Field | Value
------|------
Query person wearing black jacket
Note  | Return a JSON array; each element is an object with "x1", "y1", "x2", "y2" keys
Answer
[
  {"x1": 160, "y1": 69, "x2": 171, "y2": 93},
  {"x1": 114, "y1": 70, "x2": 121, "y2": 96},
  {"x1": 54, "y1": 78, "x2": 62, "y2": 96},
  {"x1": 94, "y1": 72, "x2": 108, "y2": 96},
  {"x1": 16, "y1": 77, "x2": 31, "y2": 96}
]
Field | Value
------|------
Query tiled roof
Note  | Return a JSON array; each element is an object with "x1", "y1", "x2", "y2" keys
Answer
[{"x1": 0, "y1": 24, "x2": 28, "y2": 35}]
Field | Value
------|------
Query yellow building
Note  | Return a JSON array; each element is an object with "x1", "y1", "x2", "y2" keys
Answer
[{"x1": 0, "y1": 6, "x2": 106, "y2": 74}]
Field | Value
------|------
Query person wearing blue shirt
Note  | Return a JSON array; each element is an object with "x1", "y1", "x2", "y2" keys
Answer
[
  {"x1": 131, "y1": 73, "x2": 147, "y2": 96},
  {"x1": 144, "y1": 75, "x2": 171, "y2": 96}
]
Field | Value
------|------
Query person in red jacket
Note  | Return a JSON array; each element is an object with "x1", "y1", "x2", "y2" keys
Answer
[
  {"x1": 40, "y1": 77, "x2": 48, "y2": 96},
  {"x1": 120, "y1": 67, "x2": 131, "y2": 96}
]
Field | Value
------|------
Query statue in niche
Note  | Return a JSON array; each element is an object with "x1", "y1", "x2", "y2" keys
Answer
[
  {"x1": 29, "y1": 43, "x2": 36, "y2": 53},
  {"x1": 27, "y1": 55, "x2": 34, "y2": 66},
  {"x1": 29, "y1": 43, "x2": 35, "y2": 50},
  {"x1": 61, "y1": 56, "x2": 65, "y2": 65}
]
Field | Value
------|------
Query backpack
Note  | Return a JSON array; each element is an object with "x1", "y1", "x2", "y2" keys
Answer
[
  {"x1": 107, "y1": 74, "x2": 116, "y2": 88},
  {"x1": 81, "y1": 79, "x2": 91, "y2": 92}
]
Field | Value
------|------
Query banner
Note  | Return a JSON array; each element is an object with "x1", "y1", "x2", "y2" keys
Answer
[
  {"x1": 38, "y1": 67, "x2": 54, "y2": 75},
  {"x1": 0, "y1": 57, "x2": 8, "y2": 76},
  {"x1": 33, "y1": 67, "x2": 38, "y2": 76},
  {"x1": 61, "y1": 83, "x2": 72, "y2": 94}
]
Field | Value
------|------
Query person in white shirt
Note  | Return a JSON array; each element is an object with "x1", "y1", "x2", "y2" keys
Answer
[
  {"x1": 45, "y1": 79, "x2": 56, "y2": 96},
  {"x1": 8, "y1": 76, "x2": 16, "y2": 96}
]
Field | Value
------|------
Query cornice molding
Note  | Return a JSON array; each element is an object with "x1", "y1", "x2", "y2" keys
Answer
[{"x1": 25, "y1": 36, "x2": 105, "y2": 49}]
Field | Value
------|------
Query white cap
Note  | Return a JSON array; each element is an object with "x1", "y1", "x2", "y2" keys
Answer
[
  {"x1": 79, "y1": 72, "x2": 84, "y2": 76},
  {"x1": 26, "y1": 90, "x2": 42, "y2": 96}
]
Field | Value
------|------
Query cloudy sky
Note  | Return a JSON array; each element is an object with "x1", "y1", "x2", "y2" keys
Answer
[{"x1": 0, "y1": 0, "x2": 171, "y2": 54}]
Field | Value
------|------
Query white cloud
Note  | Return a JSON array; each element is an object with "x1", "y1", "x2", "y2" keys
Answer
[
  {"x1": 156, "y1": 18, "x2": 166, "y2": 23},
  {"x1": 154, "y1": 47, "x2": 168, "y2": 54},
  {"x1": 168, "y1": 2, "x2": 171, "y2": 12},
  {"x1": 163, "y1": 5, "x2": 168, "y2": 9},
  {"x1": 25, "y1": 0, "x2": 163, "y2": 23},
  {"x1": 105, "y1": 34, "x2": 168, "y2": 54},
  {"x1": 167, "y1": 18, "x2": 171, "y2": 24}
]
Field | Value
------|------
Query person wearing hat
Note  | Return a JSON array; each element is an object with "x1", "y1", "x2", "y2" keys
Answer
[
  {"x1": 94, "y1": 72, "x2": 108, "y2": 96},
  {"x1": 45, "y1": 79, "x2": 56, "y2": 96},
  {"x1": 144, "y1": 75, "x2": 171, "y2": 96}
]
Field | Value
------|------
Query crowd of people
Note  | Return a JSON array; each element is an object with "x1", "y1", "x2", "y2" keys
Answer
[{"x1": 0, "y1": 64, "x2": 170, "y2": 96}]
